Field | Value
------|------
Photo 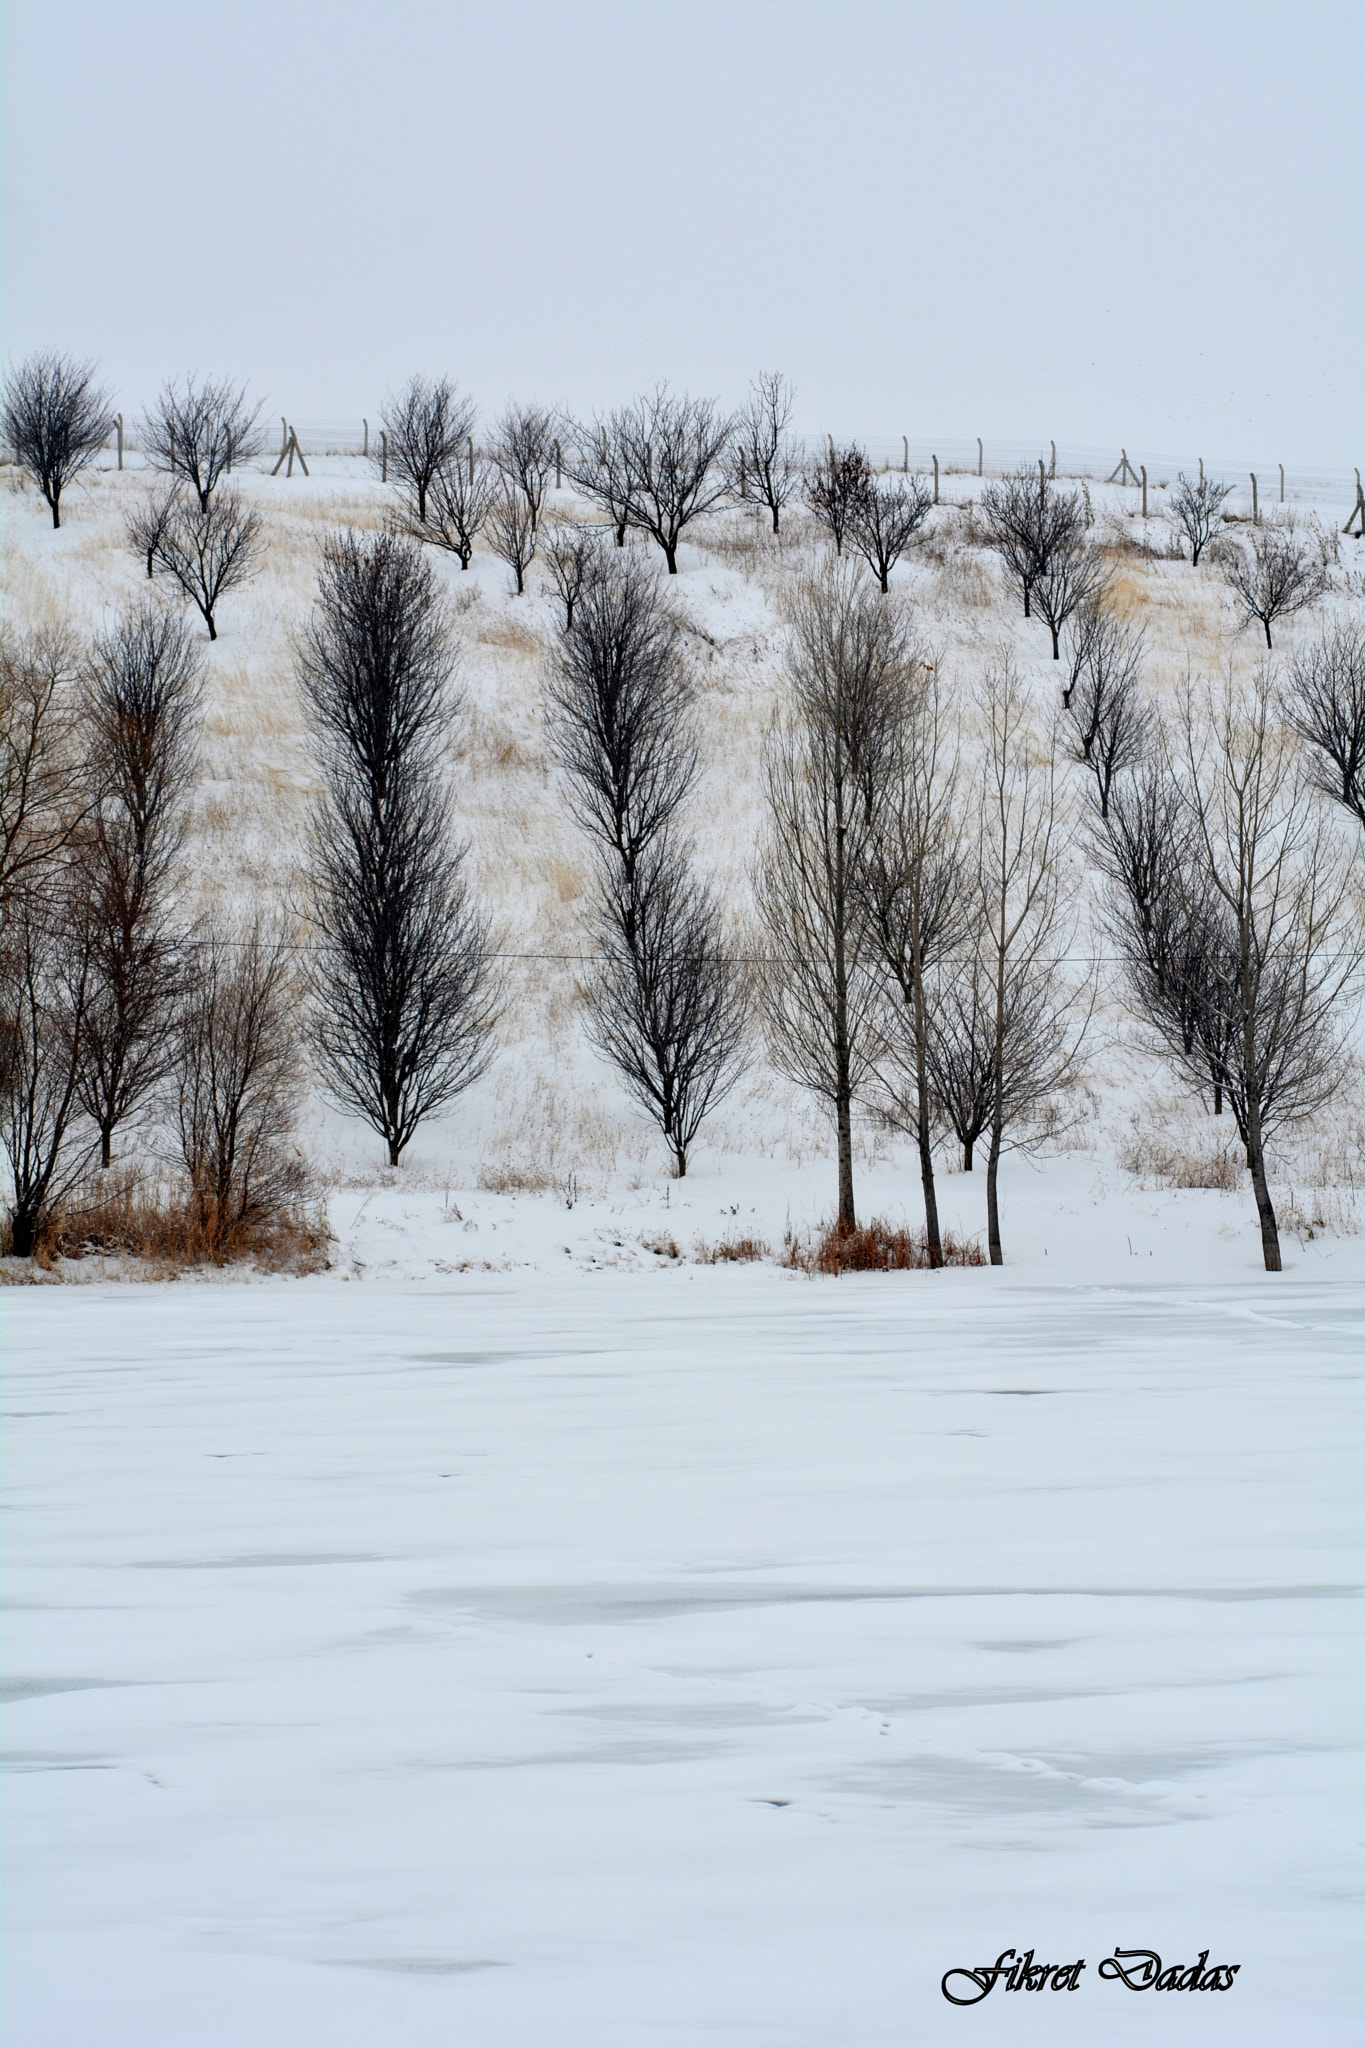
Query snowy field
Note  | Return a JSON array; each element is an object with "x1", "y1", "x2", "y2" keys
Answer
[{"x1": 6, "y1": 1266, "x2": 1363, "y2": 2046}]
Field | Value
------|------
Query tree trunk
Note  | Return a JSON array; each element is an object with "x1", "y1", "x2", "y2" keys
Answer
[
  {"x1": 387, "y1": 1136, "x2": 401, "y2": 1168},
  {"x1": 665, "y1": 542, "x2": 678, "y2": 575},
  {"x1": 771, "y1": 506, "x2": 780, "y2": 535},
  {"x1": 1050, "y1": 625, "x2": 1061, "y2": 659},
  {"x1": 417, "y1": 481, "x2": 428, "y2": 524},
  {"x1": 1213, "y1": 1080, "x2": 1222, "y2": 1116},
  {"x1": 963, "y1": 1140, "x2": 974, "y2": 1171},
  {"x1": 912, "y1": 980, "x2": 942, "y2": 1266},
  {"x1": 205, "y1": 613, "x2": 218, "y2": 641},
  {"x1": 1263, "y1": 618, "x2": 1274, "y2": 650},
  {"x1": 1247, "y1": 1135, "x2": 1281, "y2": 1271},
  {"x1": 51, "y1": 499, "x2": 62, "y2": 530},
  {"x1": 986, "y1": 1120, "x2": 1003, "y2": 1265},
  {"x1": 10, "y1": 1210, "x2": 37, "y2": 1257},
  {"x1": 101, "y1": 1127, "x2": 113, "y2": 1170},
  {"x1": 1022, "y1": 583, "x2": 1031, "y2": 618}
]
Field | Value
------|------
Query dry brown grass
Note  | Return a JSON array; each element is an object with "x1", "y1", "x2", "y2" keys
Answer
[
  {"x1": 697, "y1": 1233, "x2": 768, "y2": 1263},
  {"x1": 20, "y1": 1169, "x2": 331, "y2": 1274},
  {"x1": 1116, "y1": 1115, "x2": 1243, "y2": 1190},
  {"x1": 783, "y1": 1217, "x2": 986, "y2": 1274}
]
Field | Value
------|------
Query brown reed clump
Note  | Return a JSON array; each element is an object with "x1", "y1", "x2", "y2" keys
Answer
[
  {"x1": 20, "y1": 1167, "x2": 330, "y2": 1275},
  {"x1": 783, "y1": 1216, "x2": 985, "y2": 1275}
]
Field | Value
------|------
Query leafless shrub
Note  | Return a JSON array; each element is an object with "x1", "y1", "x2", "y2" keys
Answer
[
  {"x1": 569, "y1": 387, "x2": 733, "y2": 573},
  {"x1": 375, "y1": 375, "x2": 475, "y2": 526},
  {"x1": 1283, "y1": 620, "x2": 1365, "y2": 831},
  {"x1": 1221, "y1": 523, "x2": 1331, "y2": 648},
  {"x1": 1061, "y1": 604, "x2": 1151, "y2": 816},
  {"x1": 419, "y1": 453, "x2": 497, "y2": 568},
  {"x1": 168, "y1": 920, "x2": 305, "y2": 1255},
  {"x1": 1031, "y1": 533, "x2": 1110, "y2": 660},
  {"x1": 728, "y1": 371, "x2": 801, "y2": 534},
  {"x1": 141, "y1": 376, "x2": 263, "y2": 511},
  {"x1": 1169, "y1": 471, "x2": 1233, "y2": 566},
  {"x1": 76, "y1": 604, "x2": 202, "y2": 1166},
  {"x1": 698, "y1": 1233, "x2": 767, "y2": 1262},
  {"x1": 847, "y1": 473, "x2": 934, "y2": 592},
  {"x1": 124, "y1": 482, "x2": 181, "y2": 580},
  {"x1": 487, "y1": 485, "x2": 538, "y2": 594},
  {"x1": 298, "y1": 532, "x2": 501, "y2": 1165},
  {"x1": 804, "y1": 443, "x2": 872, "y2": 556},
  {"x1": 33, "y1": 1163, "x2": 329, "y2": 1272},
  {"x1": 979, "y1": 470, "x2": 1085, "y2": 621},
  {"x1": 154, "y1": 488, "x2": 263, "y2": 640},
  {"x1": 543, "y1": 525, "x2": 606, "y2": 630},
  {"x1": 493, "y1": 403, "x2": 559, "y2": 534},
  {"x1": 2, "y1": 350, "x2": 115, "y2": 528}
]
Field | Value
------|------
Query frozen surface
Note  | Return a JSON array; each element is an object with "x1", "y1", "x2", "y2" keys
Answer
[{"x1": 5, "y1": 1269, "x2": 1362, "y2": 2045}]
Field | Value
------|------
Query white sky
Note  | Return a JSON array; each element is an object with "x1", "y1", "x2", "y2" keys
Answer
[{"x1": 4, "y1": 1, "x2": 1361, "y2": 463}]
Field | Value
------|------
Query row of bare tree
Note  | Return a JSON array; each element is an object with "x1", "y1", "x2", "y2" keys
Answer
[{"x1": 0, "y1": 613, "x2": 302, "y2": 1256}]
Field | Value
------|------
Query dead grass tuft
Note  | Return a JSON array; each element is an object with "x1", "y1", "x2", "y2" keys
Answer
[
  {"x1": 697, "y1": 1233, "x2": 768, "y2": 1263},
  {"x1": 782, "y1": 1217, "x2": 985, "y2": 1274},
  {"x1": 21, "y1": 1168, "x2": 331, "y2": 1274}
]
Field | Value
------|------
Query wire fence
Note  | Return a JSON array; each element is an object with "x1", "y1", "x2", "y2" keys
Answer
[{"x1": 86, "y1": 416, "x2": 1363, "y2": 517}]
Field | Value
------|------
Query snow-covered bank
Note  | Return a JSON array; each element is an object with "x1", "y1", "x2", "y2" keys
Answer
[{"x1": 6, "y1": 1270, "x2": 1361, "y2": 2045}]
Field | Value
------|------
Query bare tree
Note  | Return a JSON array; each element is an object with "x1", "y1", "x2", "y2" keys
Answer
[
  {"x1": 804, "y1": 443, "x2": 873, "y2": 557},
  {"x1": 1062, "y1": 607, "x2": 1150, "y2": 817},
  {"x1": 169, "y1": 919, "x2": 304, "y2": 1252},
  {"x1": 2, "y1": 351, "x2": 115, "y2": 529},
  {"x1": 1114, "y1": 671, "x2": 1365, "y2": 1270},
  {"x1": 419, "y1": 453, "x2": 497, "y2": 568},
  {"x1": 141, "y1": 376, "x2": 263, "y2": 512},
  {"x1": 1031, "y1": 532, "x2": 1110, "y2": 660},
  {"x1": 546, "y1": 554, "x2": 695, "y2": 880},
  {"x1": 564, "y1": 421, "x2": 633, "y2": 548},
  {"x1": 486, "y1": 485, "x2": 538, "y2": 594},
  {"x1": 963, "y1": 661, "x2": 1091, "y2": 1264},
  {"x1": 298, "y1": 532, "x2": 500, "y2": 1167},
  {"x1": 586, "y1": 835, "x2": 748, "y2": 1176},
  {"x1": 0, "y1": 878, "x2": 94, "y2": 1256},
  {"x1": 1282, "y1": 620, "x2": 1365, "y2": 831},
  {"x1": 1169, "y1": 470, "x2": 1233, "y2": 567},
  {"x1": 547, "y1": 554, "x2": 743, "y2": 1172},
  {"x1": 754, "y1": 563, "x2": 909, "y2": 1229},
  {"x1": 847, "y1": 473, "x2": 934, "y2": 593},
  {"x1": 979, "y1": 470, "x2": 1085, "y2": 621},
  {"x1": 1222, "y1": 523, "x2": 1330, "y2": 649},
  {"x1": 543, "y1": 525, "x2": 605, "y2": 631},
  {"x1": 728, "y1": 372, "x2": 801, "y2": 535},
  {"x1": 76, "y1": 605, "x2": 202, "y2": 1167},
  {"x1": 493, "y1": 403, "x2": 558, "y2": 534},
  {"x1": 376, "y1": 376, "x2": 476, "y2": 526},
  {"x1": 124, "y1": 482, "x2": 181, "y2": 580},
  {"x1": 153, "y1": 489, "x2": 263, "y2": 640},
  {"x1": 570, "y1": 388, "x2": 733, "y2": 573},
  {"x1": 0, "y1": 626, "x2": 89, "y2": 901},
  {"x1": 857, "y1": 663, "x2": 967, "y2": 1261}
]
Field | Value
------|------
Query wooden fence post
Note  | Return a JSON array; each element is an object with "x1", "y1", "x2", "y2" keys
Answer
[
  {"x1": 1279, "y1": 462, "x2": 1284, "y2": 504},
  {"x1": 932, "y1": 454, "x2": 939, "y2": 505},
  {"x1": 1050, "y1": 439, "x2": 1056, "y2": 478},
  {"x1": 977, "y1": 437, "x2": 983, "y2": 478},
  {"x1": 902, "y1": 435, "x2": 908, "y2": 474},
  {"x1": 1342, "y1": 470, "x2": 1364, "y2": 538},
  {"x1": 362, "y1": 419, "x2": 369, "y2": 459},
  {"x1": 1038, "y1": 457, "x2": 1046, "y2": 489},
  {"x1": 116, "y1": 415, "x2": 123, "y2": 471},
  {"x1": 381, "y1": 431, "x2": 388, "y2": 484},
  {"x1": 1198, "y1": 457, "x2": 1204, "y2": 486},
  {"x1": 281, "y1": 416, "x2": 288, "y2": 457},
  {"x1": 1250, "y1": 472, "x2": 1258, "y2": 523},
  {"x1": 1141, "y1": 465, "x2": 1148, "y2": 518}
]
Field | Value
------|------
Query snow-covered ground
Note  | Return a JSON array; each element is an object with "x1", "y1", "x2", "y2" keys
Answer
[
  {"x1": 5, "y1": 449, "x2": 1364, "y2": 2040},
  {"x1": 6, "y1": 1268, "x2": 1362, "y2": 2045}
]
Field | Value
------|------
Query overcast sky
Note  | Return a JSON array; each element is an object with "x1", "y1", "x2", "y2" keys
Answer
[{"x1": 5, "y1": 1, "x2": 1360, "y2": 463}]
